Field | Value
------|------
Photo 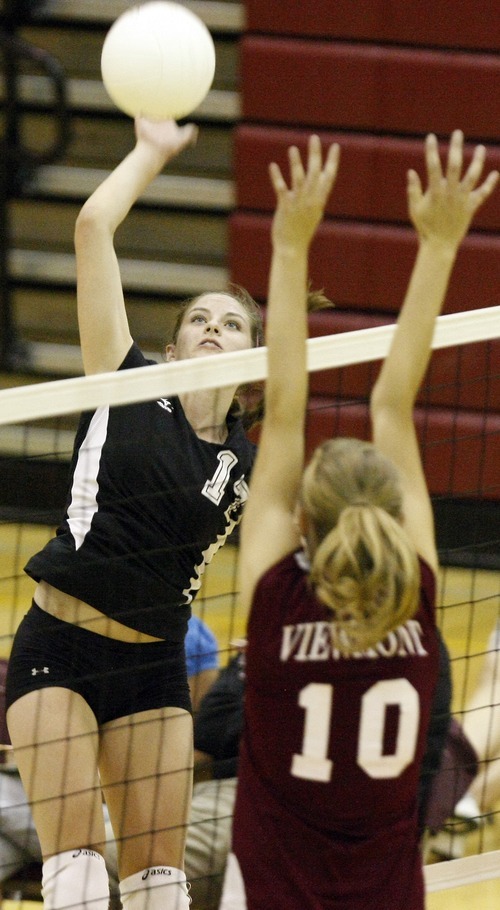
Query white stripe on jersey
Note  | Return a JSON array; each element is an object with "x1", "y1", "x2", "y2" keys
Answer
[{"x1": 67, "y1": 406, "x2": 110, "y2": 549}]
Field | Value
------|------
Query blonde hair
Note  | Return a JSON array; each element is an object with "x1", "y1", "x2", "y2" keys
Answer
[{"x1": 301, "y1": 438, "x2": 420, "y2": 654}]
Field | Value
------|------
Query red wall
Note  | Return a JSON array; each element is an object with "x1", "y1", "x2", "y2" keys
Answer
[
  {"x1": 231, "y1": 3, "x2": 500, "y2": 499},
  {"x1": 245, "y1": 1, "x2": 500, "y2": 51}
]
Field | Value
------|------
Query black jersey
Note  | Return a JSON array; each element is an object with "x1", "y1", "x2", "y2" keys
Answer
[{"x1": 25, "y1": 343, "x2": 256, "y2": 640}]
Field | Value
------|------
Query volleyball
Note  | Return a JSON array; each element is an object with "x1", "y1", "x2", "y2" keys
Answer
[{"x1": 101, "y1": 1, "x2": 216, "y2": 121}]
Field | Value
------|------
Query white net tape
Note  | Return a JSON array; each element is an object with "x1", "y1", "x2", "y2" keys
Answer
[
  {"x1": 0, "y1": 305, "x2": 498, "y2": 426},
  {"x1": 1, "y1": 304, "x2": 499, "y2": 897},
  {"x1": 425, "y1": 849, "x2": 500, "y2": 891}
]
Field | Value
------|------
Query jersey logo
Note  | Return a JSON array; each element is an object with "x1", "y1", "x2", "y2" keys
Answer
[
  {"x1": 182, "y1": 454, "x2": 250, "y2": 604},
  {"x1": 202, "y1": 450, "x2": 238, "y2": 505},
  {"x1": 157, "y1": 398, "x2": 173, "y2": 412}
]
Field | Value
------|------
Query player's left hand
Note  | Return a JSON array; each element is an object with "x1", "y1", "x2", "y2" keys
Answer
[{"x1": 270, "y1": 134, "x2": 340, "y2": 252}]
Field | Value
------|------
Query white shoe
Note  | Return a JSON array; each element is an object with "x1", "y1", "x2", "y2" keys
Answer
[
  {"x1": 425, "y1": 793, "x2": 484, "y2": 861},
  {"x1": 453, "y1": 793, "x2": 481, "y2": 826}
]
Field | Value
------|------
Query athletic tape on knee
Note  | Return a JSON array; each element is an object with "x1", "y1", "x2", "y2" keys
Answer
[
  {"x1": 42, "y1": 849, "x2": 110, "y2": 910},
  {"x1": 120, "y1": 866, "x2": 191, "y2": 910}
]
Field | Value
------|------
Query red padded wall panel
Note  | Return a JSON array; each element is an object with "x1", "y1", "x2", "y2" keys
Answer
[
  {"x1": 235, "y1": 9, "x2": 500, "y2": 506},
  {"x1": 230, "y1": 213, "x2": 500, "y2": 313},
  {"x1": 245, "y1": 0, "x2": 500, "y2": 52},
  {"x1": 307, "y1": 311, "x2": 386, "y2": 404},
  {"x1": 304, "y1": 403, "x2": 500, "y2": 498},
  {"x1": 306, "y1": 312, "x2": 500, "y2": 411},
  {"x1": 234, "y1": 125, "x2": 500, "y2": 231},
  {"x1": 417, "y1": 410, "x2": 499, "y2": 499},
  {"x1": 241, "y1": 38, "x2": 500, "y2": 140},
  {"x1": 421, "y1": 341, "x2": 500, "y2": 412}
]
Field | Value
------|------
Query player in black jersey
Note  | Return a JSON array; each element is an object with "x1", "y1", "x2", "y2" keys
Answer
[
  {"x1": 220, "y1": 133, "x2": 498, "y2": 910},
  {"x1": 5, "y1": 119, "x2": 264, "y2": 910}
]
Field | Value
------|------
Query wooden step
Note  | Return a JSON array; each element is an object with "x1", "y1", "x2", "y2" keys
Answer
[
  {"x1": 0, "y1": 421, "x2": 75, "y2": 458},
  {"x1": 0, "y1": 0, "x2": 243, "y2": 458},
  {"x1": 11, "y1": 197, "x2": 228, "y2": 261},
  {"x1": 36, "y1": 0, "x2": 245, "y2": 34},
  {"x1": 9, "y1": 284, "x2": 202, "y2": 378},
  {"x1": 13, "y1": 74, "x2": 240, "y2": 121},
  {"x1": 9, "y1": 249, "x2": 228, "y2": 294},
  {"x1": 20, "y1": 21, "x2": 239, "y2": 90},
  {"x1": 25, "y1": 164, "x2": 234, "y2": 210},
  {"x1": 10, "y1": 287, "x2": 197, "y2": 355},
  {"x1": 4, "y1": 340, "x2": 83, "y2": 377},
  {"x1": 16, "y1": 112, "x2": 234, "y2": 175}
]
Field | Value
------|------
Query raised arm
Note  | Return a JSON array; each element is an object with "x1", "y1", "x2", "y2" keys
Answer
[
  {"x1": 371, "y1": 130, "x2": 498, "y2": 573},
  {"x1": 238, "y1": 136, "x2": 339, "y2": 612},
  {"x1": 74, "y1": 118, "x2": 197, "y2": 375}
]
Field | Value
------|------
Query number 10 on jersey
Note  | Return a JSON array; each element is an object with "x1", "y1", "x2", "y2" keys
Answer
[{"x1": 291, "y1": 679, "x2": 420, "y2": 783}]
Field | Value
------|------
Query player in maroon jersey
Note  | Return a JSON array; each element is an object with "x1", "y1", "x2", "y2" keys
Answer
[{"x1": 220, "y1": 132, "x2": 498, "y2": 909}]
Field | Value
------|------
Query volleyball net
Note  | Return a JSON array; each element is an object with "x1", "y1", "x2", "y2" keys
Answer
[{"x1": 0, "y1": 305, "x2": 498, "y2": 901}]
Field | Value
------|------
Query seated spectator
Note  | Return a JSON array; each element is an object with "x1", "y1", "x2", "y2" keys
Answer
[
  {"x1": 463, "y1": 620, "x2": 500, "y2": 815},
  {"x1": 427, "y1": 620, "x2": 500, "y2": 859},
  {"x1": 186, "y1": 648, "x2": 244, "y2": 910},
  {"x1": 185, "y1": 613, "x2": 220, "y2": 712}
]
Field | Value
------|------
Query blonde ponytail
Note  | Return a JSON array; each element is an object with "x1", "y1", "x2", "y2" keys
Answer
[
  {"x1": 310, "y1": 504, "x2": 420, "y2": 653},
  {"x1": 301, "y1": 437, "x2": 420, "y2": 653}
]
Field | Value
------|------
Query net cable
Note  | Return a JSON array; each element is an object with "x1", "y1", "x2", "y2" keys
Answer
[{"x1": 0, "y1": 305, "x2": 498, "y2": 426}]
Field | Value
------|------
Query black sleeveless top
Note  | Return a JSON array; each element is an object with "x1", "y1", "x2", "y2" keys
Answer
[{"x1": 25, "y1": 343, "x2": 256, "y2": 640}]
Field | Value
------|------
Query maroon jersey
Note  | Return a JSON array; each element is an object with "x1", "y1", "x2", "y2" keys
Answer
[{"x1": 231, "y1": 552, "x2": 439, "y2": 910}]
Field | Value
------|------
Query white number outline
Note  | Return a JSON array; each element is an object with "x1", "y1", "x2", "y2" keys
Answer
[
  {"x1": 202, "y1": 451, "x2": 238, "y2": 505},
  {"x1": 291, "y1": 679, "x2": 420, "y2": 783}
]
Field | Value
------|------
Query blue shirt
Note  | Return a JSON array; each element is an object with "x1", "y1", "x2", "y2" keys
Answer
[{"x1": 185, "y1": 615, "x2": 219, "y2": 678}]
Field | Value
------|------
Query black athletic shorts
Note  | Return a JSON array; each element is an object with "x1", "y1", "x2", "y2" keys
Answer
[{"x1": 6, "y1": 602, "x2": 191, "y2": 724}]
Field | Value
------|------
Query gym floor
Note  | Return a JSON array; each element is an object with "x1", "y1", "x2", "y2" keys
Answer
[{"x1": 0, "y1": 525, "x2": 498, "y2": 907}]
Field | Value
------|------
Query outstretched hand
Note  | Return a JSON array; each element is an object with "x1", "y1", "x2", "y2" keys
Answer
[
  {"x1": 407, "y1": 130, "x2": 499, "y2": 248},
  {"x1": 270, "y1": 135, "x2": 340, "y2": 251},
  {"x1": 134, "y1": 116, "x2": 198, "y2": 160}
]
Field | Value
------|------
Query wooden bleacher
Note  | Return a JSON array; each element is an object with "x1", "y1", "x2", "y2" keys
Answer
[
  {"x1": 3, "y1": 0, "x2": 241, "y2": 371},
  {"x1": 0, "y1": 0, "x2": 243, "y2": 520}
]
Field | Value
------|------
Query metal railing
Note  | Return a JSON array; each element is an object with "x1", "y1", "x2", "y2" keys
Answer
[{"x1": 0, "y1": 0, "x2": 70, "y2": 370}]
